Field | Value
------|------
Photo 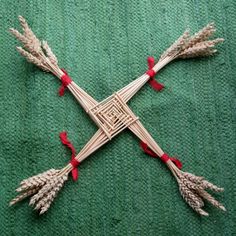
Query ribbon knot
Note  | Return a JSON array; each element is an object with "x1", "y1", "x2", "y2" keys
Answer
[
  {"x1": 146, "y1": 69, "x2": 156, "y2": 78},
  {"x1": 59, "y1": 132, "x2": 80, "y2": 181},
  {"x1": 140, "y1": 141, "x2": 182, "y2": 169},
  {"x1": 146, "y1": 57, "x2": 164, "y2": 91},
  {"x1": 59, "y1": 69, "x2": 72, "y2": 96}
]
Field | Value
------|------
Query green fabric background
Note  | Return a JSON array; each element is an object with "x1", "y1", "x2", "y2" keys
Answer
[{"x1": 0, "y1": 0, "x2": 235, "y2": 235}]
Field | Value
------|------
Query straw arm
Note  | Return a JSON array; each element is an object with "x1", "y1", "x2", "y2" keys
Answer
[
  {"x1": 128, "y1": 120, "x2": 164, "y2": 157},
  {"x1": 118, "y1": 56, "x2": 173, "y2": 103},
  {"x1": 68, "y1": 81, "x2": 98, "y2": 111},
  {"x1": 74, "y1": 128, "x2": 109, "y2": 164}
]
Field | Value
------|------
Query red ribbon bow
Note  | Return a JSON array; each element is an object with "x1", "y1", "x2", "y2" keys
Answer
[
  {"x1": 146, "y1": 57, "x2": 164, "y2": 91},
  {"x1": 59, "y1": 132, "x2": 80, "y2": 180},
  {"x1": 140, "y1": 141, "x2": 182, "y2": 169},
  {"x1": 59, "y1": 69, "x2": 72, "y2": 96}
]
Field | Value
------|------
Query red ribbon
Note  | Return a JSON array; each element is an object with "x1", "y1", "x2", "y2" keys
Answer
[
  {"x1": 59, "y1": 132, "x2": 80, "y2": 180},
  {"x1": 59, "y1": 69, "x2": 72, "y2": 96},
  {"x1": 146, "y1": 57, "x2": 164, "y2": 91},
  {"x1": 140, "y1": 141, "x2": 182, "y2": 169}
]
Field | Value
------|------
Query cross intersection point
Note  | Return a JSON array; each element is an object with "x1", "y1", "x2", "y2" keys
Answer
[{"x1": 89, "y1": 93, "x2": 139, "y2": 140}]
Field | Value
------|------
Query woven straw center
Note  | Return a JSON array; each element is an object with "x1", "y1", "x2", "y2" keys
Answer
[{"x1": 90, "y1": 94, "x2": 138, "y2": 139}]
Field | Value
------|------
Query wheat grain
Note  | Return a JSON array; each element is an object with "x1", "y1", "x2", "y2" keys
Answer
[
  {"x1": 20, "y1": 169, "x2": 57, "y2": 186},
  {"x1": 18, "y1": 15, "x2": 41, "y2": 54},
  {"x1": 16, "y1": 46, "x2": 50, "y2": 71},
  {"x1": 17, "y1": 169, "x2": 59, "y2": 192},
  {"x1": 20, "y1": 169, "x2": 58, "y2": 186},
  {"x1": 30, "y1": 175, "x2": 68, "y2": 214},
  {"x1": 10, "y1": 16, "x2": 62, "y2": 77},
  {"x1": 179, "y1": 49, "x2": 216, "y2": 59},
  {"x1": 182, "y1": 172, "x2": 204, "y2": 184},
  {"x1": 29, "y1": 178, "x2": 57, "y2": 206},
  {"x1": 160, "y1": 30, "x2": 190, "y2": 60},
  {"x1": 197, "y1": 208, "x2": 209, "y2": 216},
  {"x1": 179, "y1": 181, "x2": 204, "y2": 208},
  {"x1": 9, "y1": 28, "x2": 28, "y2": 45},
  {"x1": 42, "y1": 41, "x2": 58, "y2": 65},
  {"x1": 10, "y1": 188, "x2": 40, "y2": 206},
  {"x1": 179, "y1": 181, "x2": 208, "y2": 216},
  {"x1": 197, "y1": 189, "x2": 226, "y2": 211},
  {"x1": 28, "y1": 174, "x2": 68, "y2": 213},
  {"x1": 180, "y1": 176, "x2": 200, "y2": 190},
  {"x1": 10, "y1": 166, "x2": 69, "y2": 214},
  {"x1": 38, "y1": 176, "x2": 67, "y2": 214},
  {"x1": 184, "y1": 22, "x2": 215, "y2": 49},
  {"x1": 201, "y1": 180, "x2": 224, "y2": 192},
  {"x1": 168, "y1": 162, "x2": 225, "y2": 215},
  {"x1": 178, "y1": 38, "x2": 223, "y2": 59}
]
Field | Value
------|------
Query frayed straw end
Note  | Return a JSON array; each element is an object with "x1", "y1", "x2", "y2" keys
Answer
[
  {"x1": 18, "y1": 15, "x2": 25, "y2": 22},
  {"x1": 29, "y1": 199, "x2": 35, "y2": 206},
  {"x1": 9, "y1": 201, "x2": 15, "y2": 206},
  {"x1": 16, "y1": 187, "x2": 24, "y2": 192},
  {"x1": 212, "y1": 186, "x2": 224, "y2": 192},
  {"x1": 213, "y1": 38, "x2": 224, "y2": 45},
  {"x1": 34, "y1": 205, "x2": 41, "y2": 211},
  {"x1": 39, "y1": 207, "x2": 48, "y2": 215},
  {"x1": 9, "y1": 28, "x2": 17, "y2": 36},
  {"x1": 198, "y1": 209, "x2": 209, "y2": 216},
  {"x1": 219, "y1": 205, "x2": 226, "y2": 211},
  {"x1": 16, "y1": 46, "x2": 23, "y2": 52},
  {"x1": 217, "y1": 38, "x2": 224, "y2": 42}
]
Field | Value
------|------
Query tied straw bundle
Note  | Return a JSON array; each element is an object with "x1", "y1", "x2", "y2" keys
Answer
[{"x1": 10, "y1": 16, "x2": 225, "y2": 215}]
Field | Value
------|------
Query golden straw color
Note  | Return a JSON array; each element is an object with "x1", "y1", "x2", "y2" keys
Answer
[{"x1": 10, "y1": 16, "x2": 225, "y2": 216}]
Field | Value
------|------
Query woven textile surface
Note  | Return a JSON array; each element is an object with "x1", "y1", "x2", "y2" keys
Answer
[{"x1": 0, "y1": 0, "x2": 235, "y2": 235}]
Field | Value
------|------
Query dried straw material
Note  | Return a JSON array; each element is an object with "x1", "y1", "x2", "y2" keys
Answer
[
  {"x1": 170, "y1": 163, "x2": 225, "y2": 216},
  {"x1": 10, "y1": 16, "x2": 225, "y2": 215},
  {"x1": 10, "y1": 169, "x2": 68, "y2": 214}
]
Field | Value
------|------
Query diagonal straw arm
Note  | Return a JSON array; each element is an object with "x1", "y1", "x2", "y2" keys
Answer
[
  {"x1": 128, "y1": 120, "x2": 164, "y2": 157},
  {"x1": 117, "y1": 56, "x2": 173, "y2": 103}
]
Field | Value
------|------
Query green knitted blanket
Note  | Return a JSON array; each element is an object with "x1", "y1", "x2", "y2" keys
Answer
[{"x1": 0, "y1": 0, "x2": 235, "y2": 235}]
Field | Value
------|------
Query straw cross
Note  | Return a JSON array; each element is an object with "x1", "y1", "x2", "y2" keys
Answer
[{"x1": 9, "y1": 16, "x2": 226, "y2": 216}]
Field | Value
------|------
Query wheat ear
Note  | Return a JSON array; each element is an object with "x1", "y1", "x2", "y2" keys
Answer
[
  {"x1": 10, "y1": 16, "x2": 62, "y2": 77},
  {"x1": 166, "y1": 161, "x2": 226, "y2": 216},
  {"x1": 10, "y1": 167, "x2": 70, "y2": 214}
]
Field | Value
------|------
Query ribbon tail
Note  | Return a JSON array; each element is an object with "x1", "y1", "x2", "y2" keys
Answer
[
  {"x1": 59, "y1": 85, "x2": 65, "y2": 96},
  {"x1": 60, "y1": 131, "x2": 79, "y2": 181},
  {"x1": 72, "y1": 169, "x2": 79, "y2": 181},
  {"x1": 149, "y1": 79, "x2": 164, "y2": 91},
  {"x1": 59, "y1": 132, "x2": 76, "y2": 156},
  {"x1": 147, "y1": 56, "x2": 155, "y2": 68},
  {"x1": 60, "y1": 132, "x2": 67, "y2": 143},
  {"x1": 170, "y1": 157, "x2": 182, "y2": 169},
  {"x1": 140, "y1": 141, "x2": 158, "y2": 157},
  {"x1": 140, "y1": 141, "x2": 182, "y2": 169}
]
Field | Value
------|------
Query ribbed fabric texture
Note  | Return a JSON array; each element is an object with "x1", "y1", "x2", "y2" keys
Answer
[{"x1": 0, "y1": 0, "x2": 235, "y2": 235}]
